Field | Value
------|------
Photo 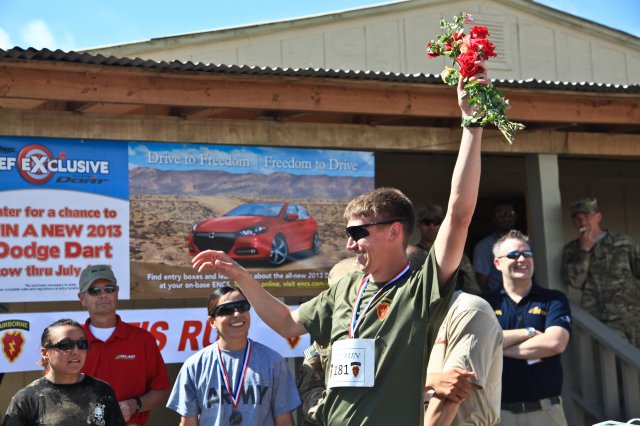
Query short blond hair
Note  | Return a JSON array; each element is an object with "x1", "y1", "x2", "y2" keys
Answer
[{"x1": 344, "y1": 187, "x2": 415, "y2": 244}]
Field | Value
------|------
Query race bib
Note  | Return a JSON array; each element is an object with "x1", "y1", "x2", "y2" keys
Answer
[{"x1": 327, "y1": 338, "x2": 375, "y2": 388}]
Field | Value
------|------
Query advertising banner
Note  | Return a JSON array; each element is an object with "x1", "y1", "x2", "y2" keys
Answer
[
  {"x1": 0, "y1": 136, "x2": 374, "y2": 302},
  {"x1": 129, "y1": 142, "x2": 374, "y2": 298},
  {"x1": 0, "y1": 137, "x2": 130, "y2": 302},
  {"x1": 0, "y1": 307, "x2": 309, "y2": 373}
]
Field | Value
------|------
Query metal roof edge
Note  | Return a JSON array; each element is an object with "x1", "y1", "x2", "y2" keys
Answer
[{"x1": 1, "y1": 47, "x2": 638, "y2": 94}]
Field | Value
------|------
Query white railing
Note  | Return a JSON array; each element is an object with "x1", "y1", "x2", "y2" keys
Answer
[{"x1": 564, "y1": 302, "x2": 640, "y2": 425}]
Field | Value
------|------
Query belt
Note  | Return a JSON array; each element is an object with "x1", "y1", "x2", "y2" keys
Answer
[{"x1": 501, "y1": 396, "x2": 561, "y2": 413}]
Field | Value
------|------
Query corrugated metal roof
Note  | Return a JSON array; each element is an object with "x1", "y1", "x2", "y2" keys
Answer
[{"x1": 2, "y1": 47, "x2": 639, "y2": 94}]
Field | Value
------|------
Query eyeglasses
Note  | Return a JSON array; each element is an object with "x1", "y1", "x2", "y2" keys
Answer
[
  {"x1": 494, "y1": 210, "x2": 516, "y2": 218},
  {"x1": 345, "y1": 218, "x2": 402, "y2": 241},
  {"x1": 498, "y1": 250, "x2": 533, "y2": 260},
  {"x1": 210, "y1": 300, "x2": 251, "y2": 318},
  {"x1": 421, "y1": 218, "x2": 442, "y2": 226},
  {"x1": 86, "y1": 285, "x2": 117, "y2": 296},
  {"x1": 45, "y1": 338, "x2": 90, "y2": 351}
]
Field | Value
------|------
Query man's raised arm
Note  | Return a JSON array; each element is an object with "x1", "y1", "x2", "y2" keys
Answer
[
  {"x1": 433, "y1": 61, "x2": 488, "y2": 287},
  {"x1": 192, "y1": 250, "x2": 307, "y2": 338}
]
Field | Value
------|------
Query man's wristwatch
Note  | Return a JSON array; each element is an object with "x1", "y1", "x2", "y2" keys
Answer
[
  {"x1": 526, "y1": 327, "x2": 536, "y2": 338},
  {"x1": 133, "y1": 396, "x2": 142, "y2": 413},
  {"x1": 425, "y1": 388, "x2": 436, "y2": 402}
]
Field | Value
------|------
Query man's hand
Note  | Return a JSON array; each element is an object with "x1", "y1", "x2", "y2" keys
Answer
[
  {"x1": 457, "y1": 60, "x2": 490, "y2": 117},
  {"x1": 118, "y1": 399, "x2": 137, "y2": 422},
  {"x1": 192, "y1": 249, "x2": 251, "y2": 282},
  {"x1": 578, "y1": 224, "x2": 598, "y2": 252},
  {"x1": 426, "y1": 368, "x2": 476, "y2": 403}
]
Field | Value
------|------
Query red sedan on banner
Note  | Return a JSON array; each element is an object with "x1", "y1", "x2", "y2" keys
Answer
[{"x1": 188, "y1": 202, "x2": 320, "y2": 266}]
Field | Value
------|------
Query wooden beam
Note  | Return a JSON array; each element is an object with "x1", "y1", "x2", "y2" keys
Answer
[
  {"x1": 1, "y1": 109, "x2": 638, "y2": 157},
  {"x1": 1, "y1": 63, "x2": 638, "y2": 125}
]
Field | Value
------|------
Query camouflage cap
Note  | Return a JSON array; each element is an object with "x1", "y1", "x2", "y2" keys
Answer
[
  {"x1": 417, "y1": 203, "x2": 444, "y2": 221},
  {"x1": 570, "y1": 197, "x2": 598, "y2": 216},
  {"x1": 79, "y1": 264, "x2": 117, "y2": 293}
]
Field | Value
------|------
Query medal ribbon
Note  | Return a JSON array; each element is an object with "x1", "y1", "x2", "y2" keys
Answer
[
  {"x1": 349, "y1": 263, "x2": 410, "y2": 338},
  {"x1": 216, "y1": 339, "x2": 252, "y2": 409}
]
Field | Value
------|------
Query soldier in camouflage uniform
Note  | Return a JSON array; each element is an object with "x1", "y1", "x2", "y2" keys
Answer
[
  {"x1": 298, "y1": 341, "x2": 331, "y2": 425},
  {"x1": 561, "y1": 197, "x2": 640, "y2": 347}
]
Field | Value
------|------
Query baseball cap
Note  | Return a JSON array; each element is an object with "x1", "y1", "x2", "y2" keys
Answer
[
  {"x1": 417, "y1": 203, "x2": 444, "y2": 221},
  {"x1": 79, "y1": 265, "x2": 117, "y2": 293},
  {"x1": 570, "y1": 197, "x2": 598, "y2": 216}
]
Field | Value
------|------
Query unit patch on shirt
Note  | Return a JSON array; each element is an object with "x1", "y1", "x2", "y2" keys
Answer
[{"x1": 376, "y1": 297, "x2": 393, "y2": 320}]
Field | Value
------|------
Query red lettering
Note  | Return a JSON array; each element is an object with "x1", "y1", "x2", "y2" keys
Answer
[
  {"x1": 64, "y1": 241, "x2": 113, "y2": 258},
  {"x1": 0, "y1": 241, "x2": 60, "y2": 261},
  {"x1": 150, "y1": 321, "x2": 168, "y2": 350},
  {"x1": 0, "y1": 267, "x2": 22, "y2": 277},
  {"x1": 178, "y1": 321, "x2": 203, "y2": 351},
  {"x1": 42, "y1": 224, "x2": 84, "y2": 237},
  {"x1": 22, "y1": 224, "x2": 38, "y2": 237}
]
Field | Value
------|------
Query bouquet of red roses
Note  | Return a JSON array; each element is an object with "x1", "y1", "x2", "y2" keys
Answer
[{"x1": 426, "y1": 12, "x2": 524, "y2": 144}]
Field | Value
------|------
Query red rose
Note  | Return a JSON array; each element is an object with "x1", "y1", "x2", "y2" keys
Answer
[
  {"x1": 445, "y1": 32, "x2": 464, "y2": 51},
  {"x1": 456, "y1": 50, "x2": 480, "y2": 78},
  {"x1": 470, "y1": 38, "x2": 497, "y2": 58},
  {"x1": 426, "y1": 42, "x2": 440, "y2": 58},
  {"x1": 470, "y1": 25, "x2": 489, "y2": 39}
]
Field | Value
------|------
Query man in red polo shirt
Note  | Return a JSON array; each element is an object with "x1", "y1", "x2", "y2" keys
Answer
[{"x1": 78, "y1": 265, "x2": 171, "y2": 426}]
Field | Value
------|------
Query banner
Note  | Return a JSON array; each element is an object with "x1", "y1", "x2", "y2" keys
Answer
[
  {"x1": 0, "y1": 307, "x2": 309, "y2": 373},
  {"x1": 0, "y1": 137, "x2": 130, "y2": 302},
  {"x1": 129, "y1": 142, "x2": 374, "y2": 298},
  {"x1": 1, "y1": 136, "x2": 374, "y2": 302}
]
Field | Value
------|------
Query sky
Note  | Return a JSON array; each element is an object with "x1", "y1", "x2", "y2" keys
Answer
[{"x1": 0, "y1": 0, "x2": 638, "y2": 52}]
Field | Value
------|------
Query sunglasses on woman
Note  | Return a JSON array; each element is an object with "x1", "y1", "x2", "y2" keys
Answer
[
  {"x1": 345, "y1": 218, "x2": 402, "y2": 241},
  {"x1": 210, "y1": 300, "x2": 251, "y2": 318},
  {"x1": 45, "y1": 338, "x2": 90, "y2": 351},
  {"x1": 86, "y1": 285, "x2": 117, "y2": 296}
]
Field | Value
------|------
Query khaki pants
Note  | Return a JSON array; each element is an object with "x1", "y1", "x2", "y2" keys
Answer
[{"x1": 498, "y1": 398, "x2": 567, "y2": 426}]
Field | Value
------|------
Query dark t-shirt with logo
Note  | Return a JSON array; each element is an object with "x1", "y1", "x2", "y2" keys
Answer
[{"x1": 3, "y1": 375, "x2": 125, "y2": 426}]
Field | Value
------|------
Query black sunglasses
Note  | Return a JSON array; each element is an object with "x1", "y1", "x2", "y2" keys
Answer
[
  {"x1": 495, "y1": 210, "x2": 516, "y2": 218},
  {"x1": 210, "y1": 300, "x2": 251, "y2": 318},
  {"x1": 498, "y1": 250, "x2": 533, "y2": 260},
  {"x1": 345, "y1": 218, "x2": 402, "y2": 241},
  {"x1": 421, "y1": 218, "x2": 442, "y2": 226},
  {"x1": 45, "y1": 338, "x2": 90, "y2": 351},
  {"x1": 86, "y1": 285, "x2": 117, "y2": 296}
]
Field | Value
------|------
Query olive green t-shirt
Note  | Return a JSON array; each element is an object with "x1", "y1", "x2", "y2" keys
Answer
[{"x1": 298, "y1": 250, "x2": 455, "y2": 425}]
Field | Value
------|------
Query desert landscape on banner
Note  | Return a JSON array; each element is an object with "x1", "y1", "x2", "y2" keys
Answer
[{"x1": 129, "y1": 167, "x2": 373, "y2": 299}]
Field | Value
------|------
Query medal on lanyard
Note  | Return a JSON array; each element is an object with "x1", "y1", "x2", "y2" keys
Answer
[
  {"x1": 328, "y1": 264, "x2": 410, "y2": 388},
  {"x1": 216, "y1": 339, "x2": 252, "y2": 420},
  {"x1": 349, "y1": 263, "x2": 410, "y2": 338}
]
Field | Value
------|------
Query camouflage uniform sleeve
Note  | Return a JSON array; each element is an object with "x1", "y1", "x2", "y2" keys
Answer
[
  {"x1": 298, "y1": 343, "x2": 329, "y2": 425},
  {"x1": 561, "y1": 240, "x2": 591, "y2": 290}
]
